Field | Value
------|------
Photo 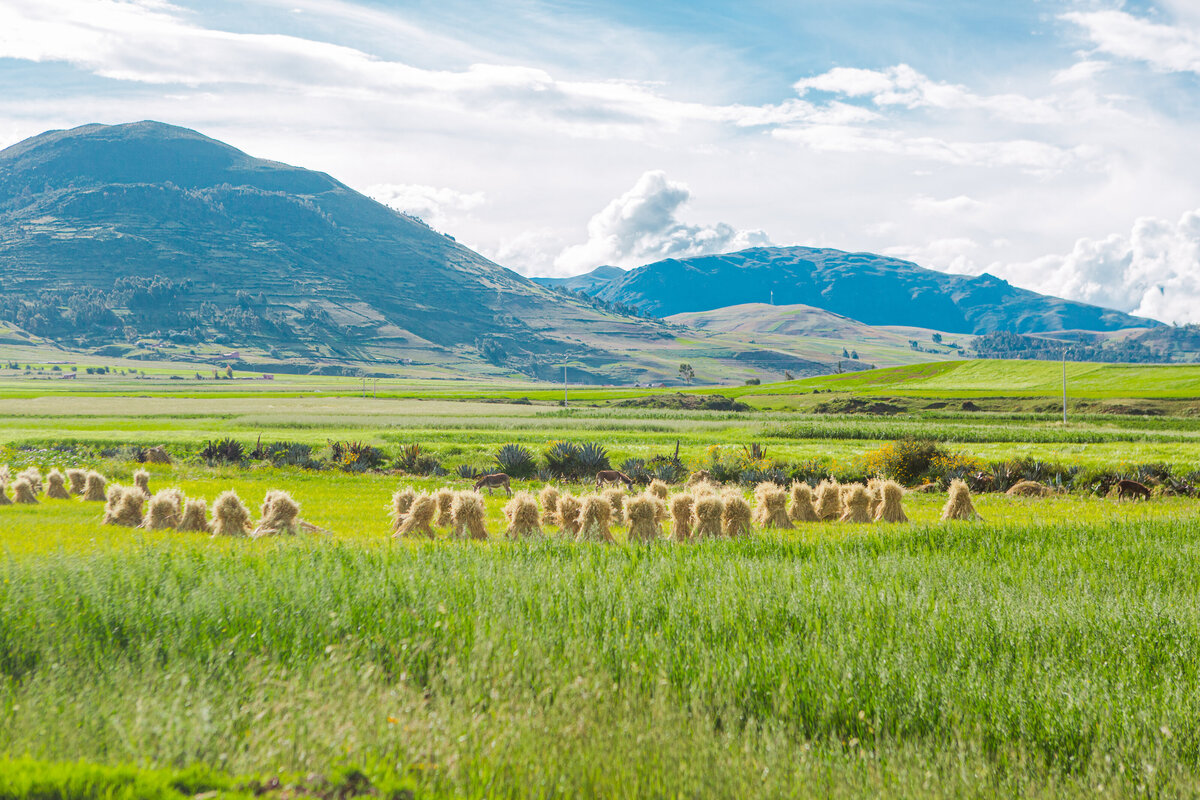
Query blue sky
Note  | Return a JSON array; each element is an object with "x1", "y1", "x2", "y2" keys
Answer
[{"x1": 2, "y1": 0, "x2": 1200, "y2": 322}]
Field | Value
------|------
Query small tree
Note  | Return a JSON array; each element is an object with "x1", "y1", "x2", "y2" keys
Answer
[
  {"x1": 850, "y1": 350, "x2": 859, "y2": 360},
  {"x1": 224, "y1": 365, "x2": 234, "y2": 379},
  {"x1": 784, "y1": 370, "x2": 795, "y2": 381},
  {"x1": 678, "y1": 363, "x2": 695, "y2": 384},
  {"x1": 842, "y1": 348, "x2": 850, "y2": 358},
  {"x1": 932, "y1": 332, "x2": 943, "y2": 344}
]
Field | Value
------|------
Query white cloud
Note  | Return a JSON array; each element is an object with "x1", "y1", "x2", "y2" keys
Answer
[
  {"x1": 1002, "y1": 210, "x2": 1200, "y2": 324},
  {"x1": 1052, "y1": 60, "x2": 1110, "y2": 85},
  {"x1": 883, "y1": 238, "x2": 982, "y2": 275},
  {"x1": 772, "y1": 125, "x2": 1093, "y2": 173},
  {"x1": 1063, "y1": 10, "x2": 1200, "y2": 75},
  {"x1": 488, "y1": 229, "x2": 566, "y2": 276},
  {"x1": 911, "y1": 194, "x2": 985, "y2": 215},
  {"x1": 366, "y1": 183, "x2": 485, "y2": 228},
  {"x1": 793, "y1": 64, "x2": 1061, "y2": 123},
  {"x1": 553, "y1": 170, "x2": 771, "y2": 273}
]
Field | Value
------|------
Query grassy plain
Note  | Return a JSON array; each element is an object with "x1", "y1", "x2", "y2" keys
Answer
[
  {"x1": 3, "y1": 359, "x2": 1200, "y2": 798},
  {"x1": 3, "y1": 469, "x2": 1200, "y2": 798}
]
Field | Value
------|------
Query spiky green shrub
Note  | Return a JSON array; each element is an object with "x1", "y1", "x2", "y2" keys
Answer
[
  {"x1": 576, "y1": 442, "x2": 611, "y2": 475},
  {"x1": 199, "y1": 438, "x2": 244, "y2": 465},
  {"x1": 395, "y1": 443, "x2": 441, "y2": 475},
  {"x1": 544, "y1": 441, "x2": 582, "y2": 479},
  {"x1": 495, "y1": 443, "x2": 536, "y2": 479}
]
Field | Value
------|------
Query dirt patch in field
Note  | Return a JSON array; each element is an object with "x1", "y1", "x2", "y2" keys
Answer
[
  {"x1": 616, "y1": 393, "x2": 752, "y2": 411},
  {"x1": 812, "y1": 396, "x2": 907, "y2": 415}
]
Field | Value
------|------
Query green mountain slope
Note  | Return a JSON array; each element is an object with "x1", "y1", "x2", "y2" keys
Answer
[
  {"x1": 587, "y1": 246, "x2": 1158, "y2": 335},
  {"x1": 0, "y1": 122, "x2": 700, "y2": 381}
]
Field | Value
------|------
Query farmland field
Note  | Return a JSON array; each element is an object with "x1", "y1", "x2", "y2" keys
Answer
[{"x1": 4, "y1": 364, "x2": 1200, "y2": 798}]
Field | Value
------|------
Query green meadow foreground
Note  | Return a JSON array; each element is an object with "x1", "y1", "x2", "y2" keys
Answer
[
  {"x1": 4, "y1": 362, "x2": 1200, "y2": 799},
  {"x1": 4, "y1": 465, "x2": 1200, "y2": 798}
]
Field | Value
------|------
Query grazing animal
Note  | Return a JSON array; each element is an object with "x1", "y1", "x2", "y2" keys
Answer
[
  {"x1": 595, "y1": 470, "x2": 634, "y2": 489},
  {"x1": 474, "y1": 473, "x2": 512, "y2": 496},
  {"x1": 1113, "y1": 479, "x2": 1152, "y2": 501}
]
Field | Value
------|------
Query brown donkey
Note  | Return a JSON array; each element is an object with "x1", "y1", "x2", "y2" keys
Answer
[
  {"x1": 595, "y1": 470, "x2": 634, "y2": 489},
  {"x1": 474, "y1": 473, "x2": 512, "y2": 496}
]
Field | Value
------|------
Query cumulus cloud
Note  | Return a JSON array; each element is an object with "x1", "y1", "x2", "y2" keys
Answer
[
  {"x1": 883, "y1": 238, "x2": 983, "y2": 275},
  {"x1": 553, "y1": 171, "x2": 771, "y2": 274},
  {"x1": 366, "y1": 183, "x2": 485, "y2": 228},
  {"x1": 1004, "y1": 210, "x2": 1200, "y2": 324},
  {"x1": 1063, "y1": 10, "x2": 1200, "y2": 75}
]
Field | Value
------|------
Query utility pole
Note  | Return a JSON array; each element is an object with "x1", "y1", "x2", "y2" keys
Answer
[
  {"x1": 1062, "y1": 349, "x2": 1068, "y2": 425},
  {"x1": 563, "y1": 365, "x2": 568, "y2": 408}
]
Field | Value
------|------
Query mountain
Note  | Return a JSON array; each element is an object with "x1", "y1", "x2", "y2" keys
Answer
[
  {"x1": 666, "y1": 303, "x2": 970, "y2": 366},
  {"x1": 0, "y1": 121, "x2": 690, "y2": 381},
  {"x1": 533, "y1": 265, "x2": 626, "y2": 294},
  {"x1": 584, "y1": 247, "x2": 1159, "y2": 335}
]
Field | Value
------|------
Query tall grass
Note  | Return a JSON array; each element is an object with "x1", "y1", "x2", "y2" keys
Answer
[{"x1": 4, "y1": 518, "x2": 1200, "y2": 797}]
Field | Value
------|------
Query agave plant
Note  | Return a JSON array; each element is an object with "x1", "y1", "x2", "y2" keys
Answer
[
  {"x1": 457, "y1": 463, "x2": 481, "y2": 480},
  {"x1": 199, "y1": 438, "x2": 245, "y2": 465},
  {"x1": 576, "y1": 442, "x2": 611, "y2": 475},
  {"x1": 620, "y1": 457, "x2": 651, "y2": 485},
  {"x1": 495, "y1": 443, "x2": 536, "y2": 479},
  {"x1": 544, "y1": 441, "x2": 582, "y2": 478},
  {"x1": 651, "y1": 462, "x2": 685, "y2": 484},
  {"x1": 535, "y1": 467, "x2": 555, "y2": 483}
]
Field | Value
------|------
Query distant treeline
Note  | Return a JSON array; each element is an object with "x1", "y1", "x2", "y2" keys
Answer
[{"x1": 971, "y1": 330, "x2": 1179, "y2": 363}]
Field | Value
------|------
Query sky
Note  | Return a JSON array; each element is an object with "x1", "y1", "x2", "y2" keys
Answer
[{"x1": 2, "y1": 1, "x2": 1200, "y2": 323}]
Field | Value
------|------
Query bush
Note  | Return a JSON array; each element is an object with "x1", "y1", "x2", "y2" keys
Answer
[
  {"x1": 395, "y1": 443, "x2": 441, "y2": 475},
  {"x1": 859, "y1": 439, "x2": 945, "y2": 485},
  {"x1": 251, "y1": 440, "x2": 320, "y2": 469},
  {"x1": 327, "y1": 440, "x2": 386, "y2": 473},
  {"x1": 929, "y1": 451, "x2": 985, "y2": 488},
  {"x1": 543, "y1": 441, "x2": 609, "y2": 479},
  {"x1": 199, "y1": 438, "x2": 244, "y2": 465},
  {"x1": 620, "y1": 458, "x2": 651, "y2": 484},
  {"x1": 495, "y1": 443, "x2": 536, "y2": 479}
]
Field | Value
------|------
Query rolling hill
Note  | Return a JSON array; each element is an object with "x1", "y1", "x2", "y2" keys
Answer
[
  {"x1": 0, "y1": 121, "x2": 752, "y2": 383},
  {"x1": 581, "y1": 247, "x2": 1158, "y2": 335}
]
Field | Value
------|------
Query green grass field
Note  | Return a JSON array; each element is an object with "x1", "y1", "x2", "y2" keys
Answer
[
  {"x1": 4, "y1": 360, "x2": 1200, "y2": 798},
  {"x1": 3, "y1": 468, "x2": 1200, "y2": 798}
]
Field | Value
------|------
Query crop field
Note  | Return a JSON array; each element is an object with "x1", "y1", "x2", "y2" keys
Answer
[
  {"x1": 4, "y1": 464, "x2": 1200, "y2": 798},
  {"x1": 4, "y1": 365, "x2": 1200, "y2": 799}
]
